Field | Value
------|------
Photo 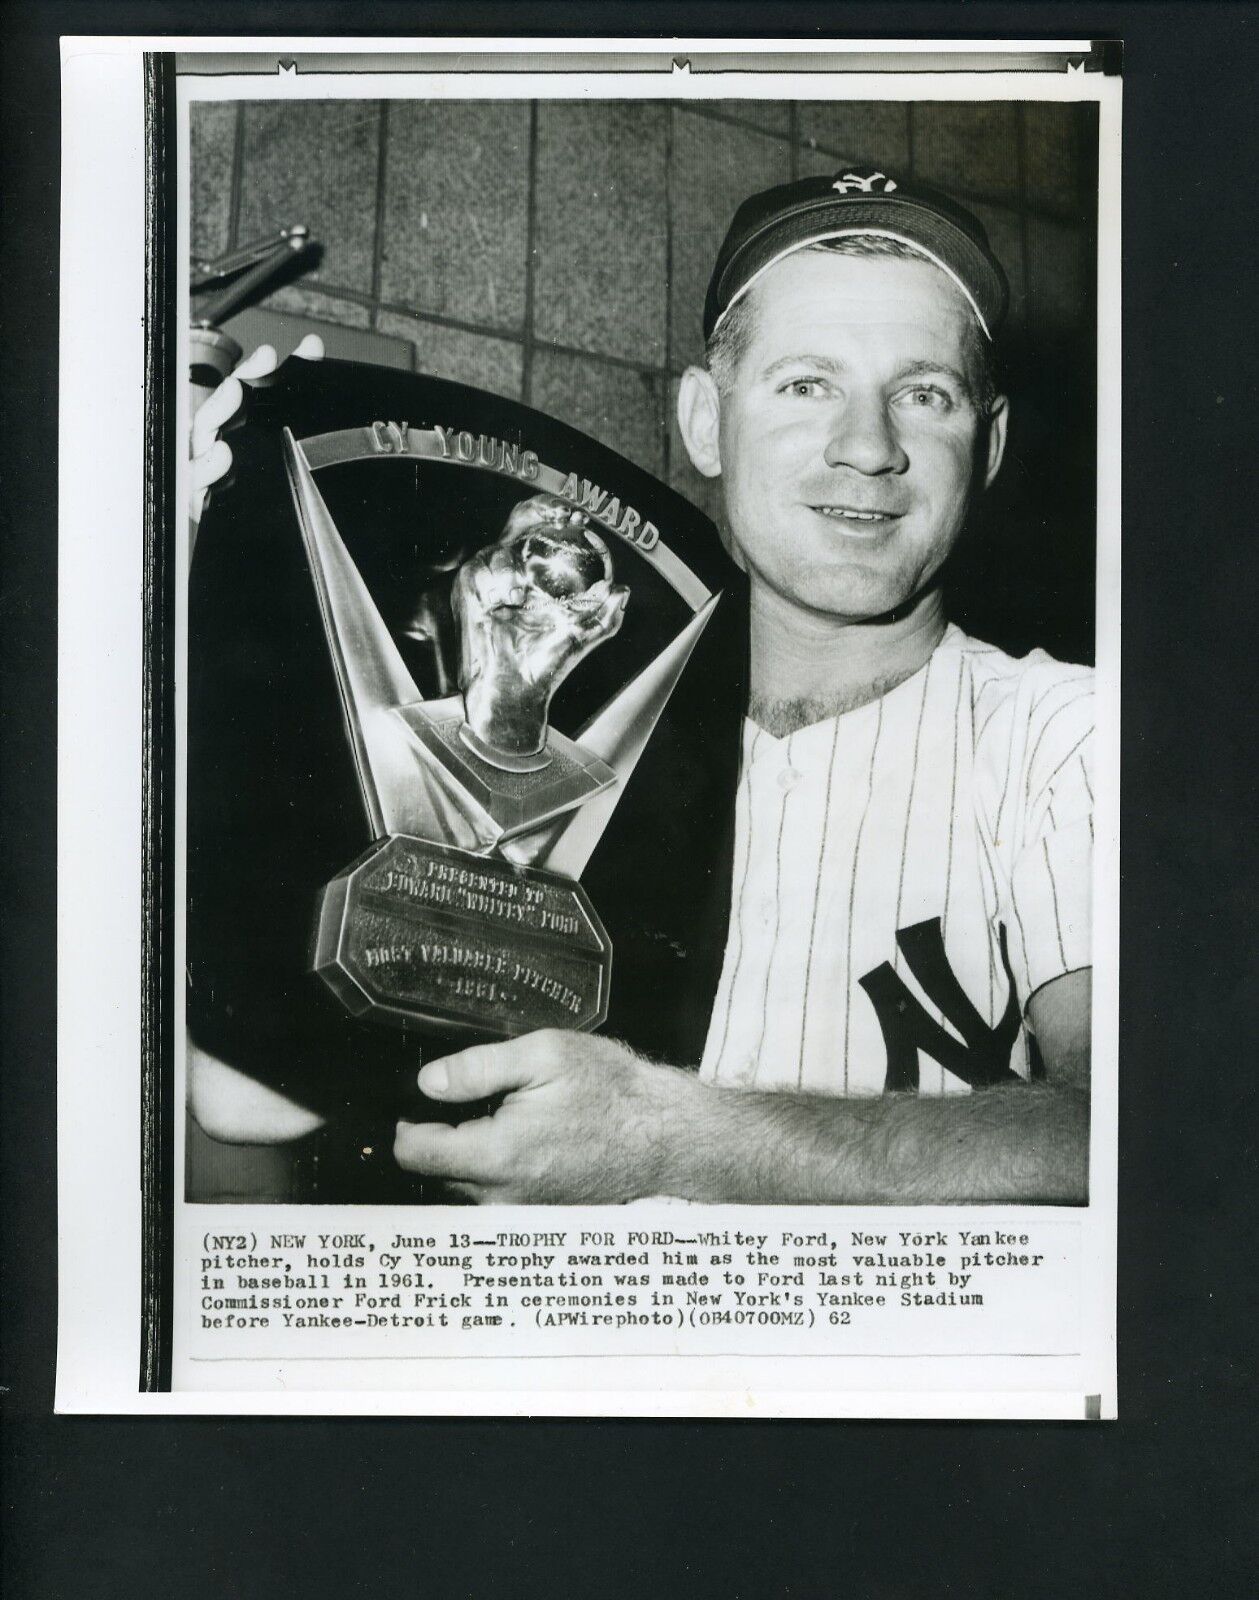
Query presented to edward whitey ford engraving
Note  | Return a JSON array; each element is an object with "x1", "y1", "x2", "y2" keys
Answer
[{"x1": 280, "y1": 417, "x2": 720, "y2": 1039}]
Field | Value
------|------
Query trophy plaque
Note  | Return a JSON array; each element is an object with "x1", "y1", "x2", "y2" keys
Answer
[{"x1": 236, "y1": 378, "x2": 726, "y2": 1044}]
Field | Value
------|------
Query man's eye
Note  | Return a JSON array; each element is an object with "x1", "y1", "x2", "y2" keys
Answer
[
  {"x1": 779, "y1": 378, "x2": 825, "y2": 398},
  {"x1": 897, "y1": 385, "x2": 953, "y2": 412}
]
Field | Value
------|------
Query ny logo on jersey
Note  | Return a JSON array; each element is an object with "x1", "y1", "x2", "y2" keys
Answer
[
  {"x1": 832, "y1": 171, "x2": 899, "y2": 194},
  {"x1": 859, "y1": 919, "x2": 1022, "y2": 1093}
]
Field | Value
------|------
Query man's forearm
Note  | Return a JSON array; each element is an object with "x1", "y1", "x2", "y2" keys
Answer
[{"x1": 658, "y1": 1075, "x2": 1089, "y2": 1205}]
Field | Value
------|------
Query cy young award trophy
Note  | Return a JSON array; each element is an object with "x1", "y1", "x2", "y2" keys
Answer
[
  {"x1": 188, "y1": 352, "x2": 745, "y2": 1193},
  {"x1": 283, "y1": 427, "x2": 717, "y2": 1040}
]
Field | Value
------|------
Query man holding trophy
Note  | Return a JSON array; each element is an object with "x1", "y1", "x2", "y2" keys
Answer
[{"x1": 190, "y1": 170, "x2": 1093, "y2": 1205}]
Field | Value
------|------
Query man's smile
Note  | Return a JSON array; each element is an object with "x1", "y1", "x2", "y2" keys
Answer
[{"x1": 808, "y1": 503, "x2": 906, "y2": 538}]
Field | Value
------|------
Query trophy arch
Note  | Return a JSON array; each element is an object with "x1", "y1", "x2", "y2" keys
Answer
[{"x1": 283, "y1": 423, "x2": 720, "y2": 880}]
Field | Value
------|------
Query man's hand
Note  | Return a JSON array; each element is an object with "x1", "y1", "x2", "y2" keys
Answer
[
  {"x1": 394, "y1": 994, "x2": 1090, "y2": 1205},
  {"x1": 189, "y1": 335, "x2": 325, "y2": 529},
  {"x1": 394, "y1": 1031, "x2": 695, "y2": 1204}
]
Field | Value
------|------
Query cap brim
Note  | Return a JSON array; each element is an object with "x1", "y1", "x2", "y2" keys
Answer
[{"x1": 712, "y1": 196, "x2": 1005, "y2": 340}]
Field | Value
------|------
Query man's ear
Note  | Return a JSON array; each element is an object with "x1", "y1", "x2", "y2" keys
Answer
[
  {"x1": 676, "y1": 366, "x2": 723, "y2": 479},
  {"x1": 984, "y1": 394, "x2": 1009, "y2": 489}
]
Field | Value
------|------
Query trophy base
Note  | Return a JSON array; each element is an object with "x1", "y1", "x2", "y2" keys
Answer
[
  {"x1": 394, "y1": 698, "x2": 618, "y2": 841},
  {"x1": 313, "y1": 835, "x2": 610, "y2": 1038},
  {"x1": 457, "y1": 721, "x2": 551, "y2": 774}
]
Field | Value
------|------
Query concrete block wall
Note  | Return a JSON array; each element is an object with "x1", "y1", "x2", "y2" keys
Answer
[
  {"x1": 192, "y1": 98, "x2": 1098, "y2": 657},
  {"x1": 193, "y1": 101, "x2": 1093, "y2": 463}
]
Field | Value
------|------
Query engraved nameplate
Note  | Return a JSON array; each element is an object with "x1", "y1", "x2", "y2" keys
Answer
[{"x1": 314, "y1": 836, "x2": 610, "y2": 1037}]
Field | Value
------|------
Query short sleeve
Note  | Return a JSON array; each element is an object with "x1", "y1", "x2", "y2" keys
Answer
[{"x1": 1004, "y1": 679, "x2": 1094, "y2": 1004}]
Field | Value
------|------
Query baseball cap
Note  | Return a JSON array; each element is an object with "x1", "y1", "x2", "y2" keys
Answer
[{"x1": 703, "y1": 167, "x2": 1009, "y2": 342}]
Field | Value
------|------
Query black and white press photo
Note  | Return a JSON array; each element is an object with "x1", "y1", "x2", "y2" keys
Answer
[
  {"x1": 185, "y1": 88, "x2": 1101, "y2": 1210},
  {"x1": 56, "y1": 40, "x2": 1119, "y2": 1415}
]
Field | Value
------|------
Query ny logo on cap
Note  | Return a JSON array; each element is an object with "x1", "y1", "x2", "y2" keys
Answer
[{"x1": 832, "y1": 171, "x2": 898, "y2": 194}]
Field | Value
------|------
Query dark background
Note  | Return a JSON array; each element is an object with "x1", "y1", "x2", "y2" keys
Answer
[{"x1": 3, "y1": 6, "x2": 1257, "y2": 1600}]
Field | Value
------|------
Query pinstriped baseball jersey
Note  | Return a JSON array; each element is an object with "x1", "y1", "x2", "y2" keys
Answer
[{"x1": 699, "y1": 624, "x2": 1094, "y2": 1096}]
